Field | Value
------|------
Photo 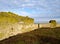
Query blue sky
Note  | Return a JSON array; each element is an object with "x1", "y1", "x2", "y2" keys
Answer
[{"x1": 0, "y1": 0, "x2": 60, "y2": 23}]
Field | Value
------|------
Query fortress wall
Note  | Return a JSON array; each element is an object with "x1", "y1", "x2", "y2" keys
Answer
[
  {"x1": 0, "y1": 23, "x2": 60, "y2": 40},
  {"x1": 39, "y1": 24, "x2": 50, "y2": 28},
  {"x1": 34, "y1": 23, "x2": 60, "y2": 28},
  {"x1": 56, "y1": 24, "x2": 60, "y2": 27},
  {"x1": 0, "y1": 23, "x2": 37, "y2": 40}
]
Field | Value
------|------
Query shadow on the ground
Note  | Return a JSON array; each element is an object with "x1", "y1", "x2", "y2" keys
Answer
[{"x1": 0, "y1": 27, "x2": 60, "y2": 44}]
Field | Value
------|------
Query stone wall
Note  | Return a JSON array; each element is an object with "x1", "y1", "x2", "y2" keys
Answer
[
  {"x1": 0, "y1": 23, "x2": 36, "y2": 40},
  {"x1": 0, "y1": 23, "x2": 60, "y2": 40}
]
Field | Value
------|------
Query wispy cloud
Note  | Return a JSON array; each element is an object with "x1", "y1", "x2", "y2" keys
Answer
[{"x1": 0, "y1": 0, "x2": 60, "y2": 23}]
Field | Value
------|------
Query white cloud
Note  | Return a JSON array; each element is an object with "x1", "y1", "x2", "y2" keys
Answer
[
  {"x1": 19, "y1": 11, "x2": 31, "y2": 17},
  {"x1": 21, "y1": 3, "x2": 34, "y2": 7},
  {"x1": 0, "y1": 0, "x2": 60, "y2": 23}
]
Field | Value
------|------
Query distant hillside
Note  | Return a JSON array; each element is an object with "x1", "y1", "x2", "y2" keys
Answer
[{"x1": 0, "y1": 12, "x2": 34, "y2": 24}]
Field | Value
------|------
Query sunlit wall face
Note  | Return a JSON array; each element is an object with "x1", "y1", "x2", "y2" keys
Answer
[{"x1": 0, "y1": 0, "x2": 60, "y2": 23}]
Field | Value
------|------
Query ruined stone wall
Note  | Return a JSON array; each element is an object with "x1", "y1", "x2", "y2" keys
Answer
[
  {"x1": 0, "y1": 23, "x2": 60, "y2": 40},
  {"x1": 0, "y1": 23, "x2": 36, "y2": 40}
]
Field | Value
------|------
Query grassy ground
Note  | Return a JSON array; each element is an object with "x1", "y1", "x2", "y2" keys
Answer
[{"x1": 0, "y1": 27, "x2": 60, "y2": 44}]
